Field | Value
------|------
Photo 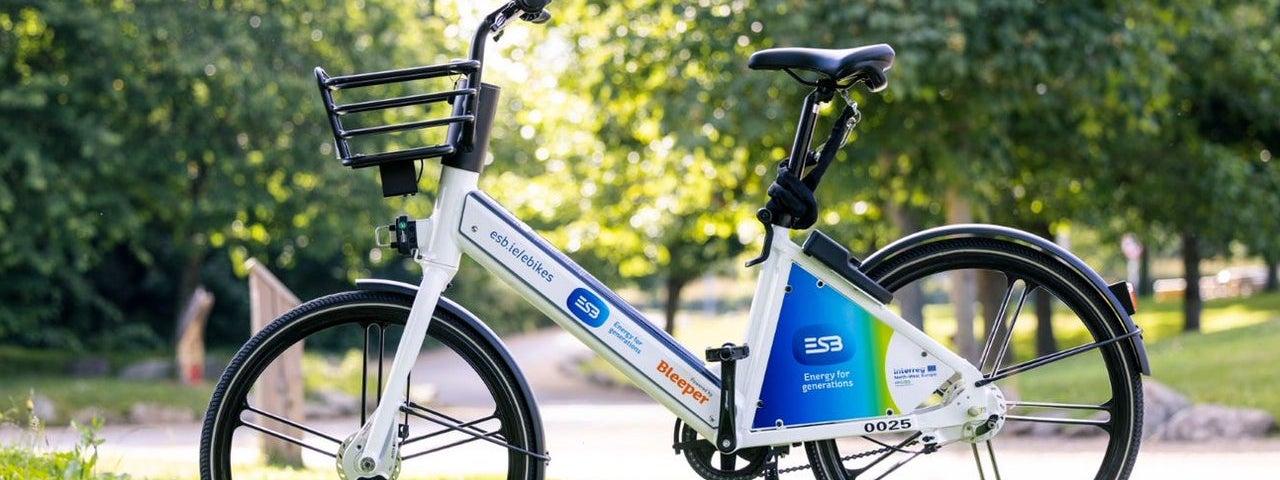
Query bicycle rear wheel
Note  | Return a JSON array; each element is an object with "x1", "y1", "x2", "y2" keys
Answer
[
  {"x1": 200, "y1": 290, "x2": 545, "y2": 479},
  {"x1": 805, "y1": 237, "x2": 1143, "y2": 479}
]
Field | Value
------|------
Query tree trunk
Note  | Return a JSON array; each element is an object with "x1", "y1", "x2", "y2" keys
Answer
[
  {"x1": 175, "y1": 239, "x2": 209, "y2": 342},
  {"x1": 175, "y1": 153, "x2": 212, "y2": 342},
  {"x1": 884, "y1": 195, "x2": 925, "y2": 329},
  {"x1": 945, "y1": 188, "x2": 977, "y2": 362},
  {"x1": 663, "y1": 275, "x2": 688, "y2": 336},
  {"x1": 1138, "y1": 238, "x2": 1154, "y2": 297},
  {"x1": 1181, "y1": 230, "x2": 1202, "y2": 332},
  {"x1": 976, "y1": 269, "x2": 1010, "y2": 371},
  {"x1": 1031, "y1": 223, "x2": 1057, "y2": 356},
  {"x1": 1034, "y1": 289, "x2": 1056, "y2": 356},
  {"x1": 1264, "y1": 253, "x2": 1279, "y2": 293}
]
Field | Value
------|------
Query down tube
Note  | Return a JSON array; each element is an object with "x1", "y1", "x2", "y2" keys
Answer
[{"x1": 455, "y1": 191, "x2": 721, "y2": 431}]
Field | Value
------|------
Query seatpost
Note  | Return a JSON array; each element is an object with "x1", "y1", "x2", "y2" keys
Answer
[
  {"x1": 784, "y1": 86, "x2": 836, "y2": 174},
  {"x1": 745, "y1": 85, "x2": 839, "y2": 267},
  {"x1": 770, "y1": 86, "x2": 836, "y2": 229}
]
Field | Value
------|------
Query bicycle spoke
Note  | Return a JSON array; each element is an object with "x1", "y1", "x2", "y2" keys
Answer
[
  {"x1": 361, "y1": 323, "x2": 373, "y2": 425},
  {"x1": 975, "y1": 329, "x2": 1142, "y2": 387},
  {"x1": 1008, "y1": 400, "x2": 1110, "y2": 413},
  {"x1": 238, "y1": 407, "x2": 340, "y2": 460},
  {"x1": 243, "y1": 404, "x2": 345, "y2": 445},
  {"x1": 377, "y1": 322, "x2": 386, "y2": 404},
  {"x1": 401, "y1": 401, "x2": 550, "y2": 461},
  {"x1": 977, "y1": 278, "x2": 1032, "y2": 376},
  {"x1": 969, "y1": 441, "x2": 1002, "y2": 480},
  {"x1": 810, "y1": 238, "x2": 1143, "y2": 479},
  {"x1": 203, "y1": 292, "x2": 544, "y2": 478}
]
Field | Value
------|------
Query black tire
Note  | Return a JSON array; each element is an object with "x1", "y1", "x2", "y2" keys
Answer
[
  {"x1": 805, "y1": 237, "x2": 1143, "y2": 479},
  {"x1": 200, "y1": 290, "x2": 545, "y2": 479}
]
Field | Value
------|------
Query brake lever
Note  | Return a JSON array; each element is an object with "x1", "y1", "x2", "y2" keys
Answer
[
  {"x1": 521, "y1": 9, "x2": 552, "y2": 24},
  {"x1": 491, "y1": 6, "x2": 551, "y2": 42}
]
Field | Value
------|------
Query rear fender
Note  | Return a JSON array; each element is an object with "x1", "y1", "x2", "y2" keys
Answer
[{"x1": 861, "y1": 224, "x2": 1151, "y2": 375}]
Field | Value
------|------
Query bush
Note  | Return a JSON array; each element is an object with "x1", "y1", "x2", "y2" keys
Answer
[{"x1": 0, "y1": 395, "x2": 130, "y2": 479}]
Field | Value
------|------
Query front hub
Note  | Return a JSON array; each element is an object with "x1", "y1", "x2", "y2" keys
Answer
[{"x1": 337, "y1": 431, "x2": 401, "y2": 480}]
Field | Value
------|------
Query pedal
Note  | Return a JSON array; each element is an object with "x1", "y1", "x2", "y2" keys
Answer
[{"x1": 705, "y1": 344, "x2": 749, "y2": 363}]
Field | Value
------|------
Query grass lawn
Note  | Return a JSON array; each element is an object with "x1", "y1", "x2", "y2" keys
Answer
[
  {"x1": 1142, "y1": 318, "x2": 1280, "y2": 414},
  {"x1": 671, "y1": 291, "x2": 1280, "y2": 420},
  {"x1": 0, "y1": 377, "x2": 213, "y2": 426},
  {"x1": 1, "y1": 291, "x2": 1277, "y2": 478}
]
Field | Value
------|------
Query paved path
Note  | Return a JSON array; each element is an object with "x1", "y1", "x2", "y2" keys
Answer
[{"x1": 4, "y1": 328, "x2": 1278, "y2": 478}]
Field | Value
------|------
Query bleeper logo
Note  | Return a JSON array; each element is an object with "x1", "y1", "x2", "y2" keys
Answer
[
  {"x1": 792, "y1": 324, "x2": 855, "y2": 365},
  {"x1": 566, "y1": 288, "x2": 609, "y2": 327}
]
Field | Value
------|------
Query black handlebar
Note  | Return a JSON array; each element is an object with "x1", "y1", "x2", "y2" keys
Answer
[{"x1": 514, "y1": 0, "x2": 552, "y2": 12}]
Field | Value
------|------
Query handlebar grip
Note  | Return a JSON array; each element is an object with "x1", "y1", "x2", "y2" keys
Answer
[{"x1": 514, "y1": 0, "x2": 551, "y2": 12}]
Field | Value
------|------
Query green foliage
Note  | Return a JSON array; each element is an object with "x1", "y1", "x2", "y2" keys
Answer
[
  {"x1": 2, "y1": 0, "x2": 1277, "y2": 346},
  {"x1": 0, "y1": 0, "x2": 559, "y2": 347},
  {"x1": 1, "y1": 395, "x2": 129, "y2": 479}
]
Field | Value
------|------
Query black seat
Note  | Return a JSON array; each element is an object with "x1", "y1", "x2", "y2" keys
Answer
[{"x1": 748, "y1": 44, "x2": 895, "y2": 91}]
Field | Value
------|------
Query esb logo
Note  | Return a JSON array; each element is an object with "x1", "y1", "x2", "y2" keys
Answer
[
  {"x1": 566, "y1": 288, "x2": 609, "y2": 327},
  {"x1": 804, "y1": 335, "x2": 844, "y2": 354},
  {"x1": 792, "y1": 324, "x2": 854, "y2": 365}
]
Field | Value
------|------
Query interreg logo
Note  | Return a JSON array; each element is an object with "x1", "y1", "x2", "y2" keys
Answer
[
  {"x1": 566, "y1": 288, "x2": 609, "y2": 327},
  {"x1": 792, "y1": 324, "x2": 855, "y2": 365}
]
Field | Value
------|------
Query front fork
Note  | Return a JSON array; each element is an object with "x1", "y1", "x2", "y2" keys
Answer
[
  {"x1": 338, "y1": 167, "x2": 477, "y2": 479},
  {"x1": 338, "y1": 260, "x2": 454, "y2": 479}
]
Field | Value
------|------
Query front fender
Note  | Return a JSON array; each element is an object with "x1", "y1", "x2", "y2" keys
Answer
[
  {"x1": 352, "y1": 278, "x2": 548, "y2": 454},
  {"x1": 862, "y1": 224, "x2": 1150, "y2": 375}
]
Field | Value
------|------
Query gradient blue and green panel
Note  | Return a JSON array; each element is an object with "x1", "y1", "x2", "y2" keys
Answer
[{"x1": 752, "y1": 264, "x2": 898, "y2": 429}]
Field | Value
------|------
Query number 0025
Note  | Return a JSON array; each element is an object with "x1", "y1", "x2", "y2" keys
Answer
[{"x1": 863, "y1": 418, "x2": 911, "y2": 433}]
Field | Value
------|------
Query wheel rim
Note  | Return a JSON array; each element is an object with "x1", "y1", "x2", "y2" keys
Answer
[
  {"x1": 806, "y1": 239, "x2": 1141, "y2": 479},
  {"x1": 201, "y1": 293, "x2": 540, "y2": 479}
]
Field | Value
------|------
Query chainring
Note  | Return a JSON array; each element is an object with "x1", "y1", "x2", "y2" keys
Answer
[{"x1": 677, "y1": 421, "x2": 772, "y2": 480}]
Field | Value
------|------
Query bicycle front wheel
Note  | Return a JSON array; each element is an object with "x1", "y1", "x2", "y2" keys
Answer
[
  {"x1": 805, "y1": 237, "x2": 1143, "y2": 479},
  {"x1": 200, "y1": 290, "x2": 545, "y2": 480}
]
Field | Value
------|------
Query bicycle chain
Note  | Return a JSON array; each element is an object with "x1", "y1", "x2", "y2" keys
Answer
[{"x1": 753, "y1": 440, "x2": 920, "y2": 479}]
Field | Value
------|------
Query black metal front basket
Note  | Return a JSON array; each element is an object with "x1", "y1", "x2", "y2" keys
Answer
[{"x1": 315, "y1": 60, "x2": 481, "y2": 195}]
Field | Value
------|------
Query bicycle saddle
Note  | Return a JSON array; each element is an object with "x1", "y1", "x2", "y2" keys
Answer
[{"x1": 748, "y1": 44, "x2": 895, "y2": 92}]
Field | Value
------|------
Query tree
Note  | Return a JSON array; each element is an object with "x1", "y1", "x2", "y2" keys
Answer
[
  {"x1": 0, "y1": 0, "x2": 449, "y2": 348},
  {"x1": 1107, "y1": 0, "x2": 1279, "y2": 331}
]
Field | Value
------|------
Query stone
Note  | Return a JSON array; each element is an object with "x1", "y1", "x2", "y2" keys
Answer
[
  {"x1": 67, "y1": 357, "x2": 111, "y2": 378},
  {"x1": 1142, "y1": 380, "x2": 1193, "y2": 438},
  {"x1": 70, "y1": 407, "x2": 125, "y2": 426},
  {"x1": 1002, "y1": 410, "x2": 1063, "y2": 437},
  {"x1": 305, "y1": 389, "x2": 360, "y2": 419},
  {"x1": 30, "y1": 394, "x2": 58, "y2": 423},
  {"x1": 118, "y1": 359, "x2": 173, "y2": 381},
  {"x1": 1155, "y1": 404, "x2": 1277, "y2": 442},
  {"x1": 127, "y1": 402, "x2": 196, "y2": 425}
]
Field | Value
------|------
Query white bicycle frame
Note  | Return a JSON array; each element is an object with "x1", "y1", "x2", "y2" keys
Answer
[{"x1": 340, "y1": 164, "x2": 1006, "y2": 478}]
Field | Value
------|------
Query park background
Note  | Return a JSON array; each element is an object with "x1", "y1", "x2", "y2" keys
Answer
[{"x1": 1, "y1": 0, "x2": 1278, "y2": 477}]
